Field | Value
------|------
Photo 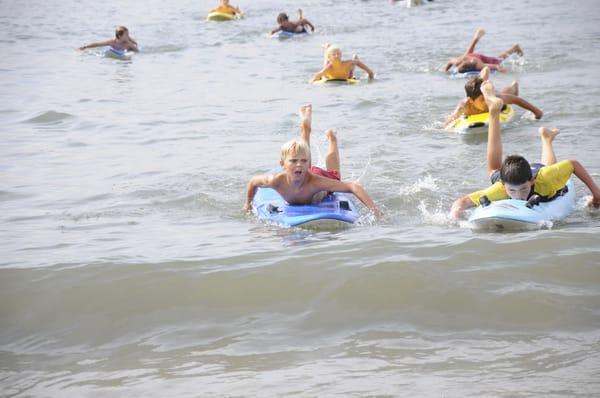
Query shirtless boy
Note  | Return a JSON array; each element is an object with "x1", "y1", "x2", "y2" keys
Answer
[{"x1": 243, "y1": 105, "x2": 381, "y2": 216}]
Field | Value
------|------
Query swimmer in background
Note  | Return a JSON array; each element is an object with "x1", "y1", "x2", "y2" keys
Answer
[
  {"x1": 444, "y1": 66, "x2": 543, "y2": 128},
  {"x1": 443, "y1": 29, "x2": 523, "y2": 74},
  {"x1": 270, "y1": 9, "x2": 315, "y2": 35},
  {"x1": 79, "y1": 26, "x2": 139, "y2": 52},
  {"x1": 309, "y1": 43, "x2": 375, "y2": 83},
  {"x1": 210, "y1": 0, "x2": 242, "y2": 17}
]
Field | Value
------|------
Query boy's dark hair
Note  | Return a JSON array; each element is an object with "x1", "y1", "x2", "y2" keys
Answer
[
  {"x1": 457, "y1": 60, "x2": 477, "y2": 73},
  {"x1": 500, "y1": 155, "x2": 532, "y2": 185},
  {"x1": 277, "y1": 13, "x2": 289, "y2": 23},
  {"x1": 465, "y1": 77, "x2": 483, "y2": 100}
]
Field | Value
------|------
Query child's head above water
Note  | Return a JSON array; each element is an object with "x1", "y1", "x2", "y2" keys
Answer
[
  {"x1": 465, "y1": 77, "x2": 483, "y2": 100},
  {"x1": 500, "y1": 155, "x2": 533, "y2": 185},
  {"x1": 115, "y1": 26, "x2": 129, "y2": 39},
  {"x1": 277, "y1": 12, "x2": 289, "y2": 24},
  {"x1": 326, "y1": 45, "x2": 342, "y2": 62},
  {"x1": 280, "y1": 138, "x2": 311, "y2": 163}
]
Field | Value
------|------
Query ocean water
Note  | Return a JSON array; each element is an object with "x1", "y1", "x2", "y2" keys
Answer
[{"x1": 1, "y1": 0, "x2": 599, "y2": 396}]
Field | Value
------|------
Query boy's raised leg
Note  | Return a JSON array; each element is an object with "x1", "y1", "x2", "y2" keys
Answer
[
  {"x1": 498, "y1": 43, "x2": 523, "y2": 59},
  {"x1": 481, "y1": 80, "x2": 505, "y2": 176},
  {"x1": 324, "y1": 129, "x2": 341, "y2": 174},
  {"x1": 464, "y1": 28, "x2": 485, "y2": 55},
  {"x1": 539, "y1": 127, "x2": 560, "y2": 166},
  {"x1": 500, "y1": 80, "x2": 519, "y2": 96},
  {"x1": 299, "y1": 103, "x2": 312, "y2": 145}
]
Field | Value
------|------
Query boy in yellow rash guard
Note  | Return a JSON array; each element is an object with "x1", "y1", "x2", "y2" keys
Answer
[
  {"x1": 309, "y1": 44, "x2": 375, "y2": 83},
  {"x1": 210, "y1": 0, "x2": 242, "y2": 16},
  {"x1": 451, "y1": 80, "x2": 600, "y2": 219},
  {"x1": 444, "y1": 67, "x2": 543, "y2": 128}
]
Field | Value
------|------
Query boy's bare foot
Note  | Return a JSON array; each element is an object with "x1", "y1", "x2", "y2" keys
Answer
[
  {"x1": 510, "y1": 80, "x2": 519, "y2": 95},
  {"x1": 481, "y1": 80, "x2": 504, "y2": 114},
  {"x1": 299, "y1": 103, "x2": 312, "y2": 121},
  {"x1": 539, "y1": 127, "x2": 559, "y2": 142},
  {"x1": 512, "y1": 44, "x2": 523, "y2": 56},
  {"x1": 325, "y1": 129, "x2": 337, "y2": 143},
  {"x1": 474, "y1": 29, "x2": 486, "y2": 40}
]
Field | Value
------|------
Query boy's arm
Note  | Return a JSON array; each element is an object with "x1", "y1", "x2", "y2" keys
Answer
[
  {"x1": 79, "y1": 40, "x2": 112, "y2": 50},
  {"x1": 442, "y1": 60, "x2": 454, "y2": 72},
  {"x1": 500, "y1": 94, "x2": 543, "y2": 119},
  {"x1": 571, "y1": 160, "x2": 600, "y2": 207},
  {"x1": 309, "y1": 65, "x2": 330, "y2": 83},
  {"x1": 316, "y1": 178, "x2": 382, "y2": 216},
  {"x1": 243, "y1": 175, "x2": 273, "y2": 211},
  {"x1": 450, "y1": 195, "x2": 476, "y2": 220},
  {"x1": 303, "y1": 19, "x2": 315, "y2": 32},
  {"x1": 444, "y1": 99, "x2": 467, "y2": 128},
  {"x1": 271, "y1": 26, "x2": 282, "y2": 34},
  {"x1": 355, "y1": 60, "x2": 375, "y2": 79}
]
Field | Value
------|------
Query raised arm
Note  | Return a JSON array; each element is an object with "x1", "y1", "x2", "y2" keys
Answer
[
  {"x1": 571, "y1": 160, "x2": 600, "y2": 207},
  {"x1": 302, "y1": 19, "x2": 315, "y2": 32},
  {"x1": 243, "y1": 175, "x2": 273, "y2": 211},
  {"x1": 500, "y1": 94, "x2": 543, "y2": 119}
]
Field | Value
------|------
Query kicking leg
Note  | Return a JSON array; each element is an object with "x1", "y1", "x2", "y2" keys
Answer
[
  {"x1": 539, "y1": 127, "x2": 560, "y2": 165},
  {"x1": 321, "y1": 43, "x2": 330, "y2": 67},
  {"x1": 500, "y1": 80, "x2": 519, "y2": 96},
  {"x1": 299, "y1": 103, "x2": 312, "y2": 145},
  {"x1": 498, "y1": 43, "x2": 523, "y2": 59},
  {"x1": 481, "y1": 80, "x2": 505, "y2": 176},
  {"x1": 324, "y1": 129, "x2": 341, "y2": 174},
  {"x1": 464, "y1": 28, "x2": 485, "y2": 55}
]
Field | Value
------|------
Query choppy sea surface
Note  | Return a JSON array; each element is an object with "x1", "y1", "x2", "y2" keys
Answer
[{"x1": 1, "y1": 0, "x2": 599, "y2": 396}]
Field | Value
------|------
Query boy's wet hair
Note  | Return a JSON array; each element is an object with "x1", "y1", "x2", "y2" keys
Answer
[
  {"x1": 115, "y1": 26, "x2": 129, "y2": 39},
  {"x1": 500, "y1": 155, "x2": 532, "y2": 185},
  {"x1": 277, "y1": 13, "x2": 289, "y2": 23},
  {"x1": 465, "y1": 77, "x2": 483, "y2": 100},
  {"x1": 280, "y1": 138, "x2": 310, "y2": 162},
  {"x1": 457, "y1": 60, "x2": 478, "y2": 73}
]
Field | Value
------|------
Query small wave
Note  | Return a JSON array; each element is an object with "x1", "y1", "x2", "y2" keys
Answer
[
  {"x1": 417, "y1": 200, "x2": 454, "y2": 226},
  {"x1": 23, "y1": 110, "x2": 73, "y2": 124},
  {"x1": 139, "y1": 45, "x2": 186, "y2": 54},
  {"x1": 398, "y1": 174, "x2": 438, "y2": 196}
]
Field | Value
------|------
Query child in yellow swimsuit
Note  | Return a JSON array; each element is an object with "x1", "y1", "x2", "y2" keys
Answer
[
  {"x1": 309, "y1": 44, "x2": 375, "y2": 83},
  {"x1": 210, "y1": 0, "x2": 242, "y2": 16}
]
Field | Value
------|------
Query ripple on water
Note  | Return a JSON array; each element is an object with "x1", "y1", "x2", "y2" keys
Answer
[{"x1": 23, "y1": 110, "x2": 73, "y2": 124}]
